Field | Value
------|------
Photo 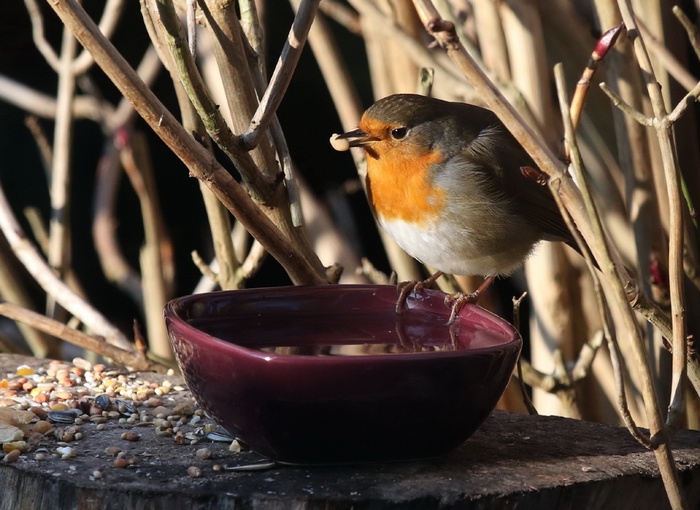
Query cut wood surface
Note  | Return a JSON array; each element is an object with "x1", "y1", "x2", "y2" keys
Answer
[{"x1": 1, "y1": 354, "x2": 699, "y2": 509}]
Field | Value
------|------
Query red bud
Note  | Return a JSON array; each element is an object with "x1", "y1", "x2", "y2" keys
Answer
[{"x1": 593, "y1": 23, "x2": 624, "y2": 60}]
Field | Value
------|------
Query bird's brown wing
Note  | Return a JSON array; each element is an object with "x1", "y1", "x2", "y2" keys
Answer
[
  {"x1": 501, "y1": 145, "x2": 581, "y2": 251},
  {"x1": 464, "y1": 122, "x2": 578, "y2": 249}
]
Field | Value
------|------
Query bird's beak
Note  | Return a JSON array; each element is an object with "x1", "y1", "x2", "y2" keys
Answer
[{"x1": 335, "y1": 128, "x2": 379, "y2": 147}]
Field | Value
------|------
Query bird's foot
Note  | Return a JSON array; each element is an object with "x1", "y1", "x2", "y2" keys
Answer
[
  {"x1": 444, "y1": 274, "x2": 496, "y2": 325},
  {"x1": 444, "y1": 292, "x2": 479, "y2": 325},
  {"x1": 395, "y1": 271, "x2": 444, "y2": 314}
]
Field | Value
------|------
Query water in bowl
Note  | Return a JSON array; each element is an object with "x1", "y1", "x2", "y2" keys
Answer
[{"x1": 187, "y1": 307, "x2": 503, "y2": 357}]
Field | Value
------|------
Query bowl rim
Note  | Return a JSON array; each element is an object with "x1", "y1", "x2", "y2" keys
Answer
[{"x1": 164, "y1": 284, "x2": 522, "y2": 363}]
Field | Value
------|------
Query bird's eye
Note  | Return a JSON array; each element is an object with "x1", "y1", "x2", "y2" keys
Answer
[{"x1": 390, "y1": 127, "x2": 408, "y2": 140}]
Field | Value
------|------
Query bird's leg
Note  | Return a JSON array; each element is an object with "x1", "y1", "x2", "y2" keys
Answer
[
  {"x1": 445, "y1": 274, "x2": 496, "y2": 325},
  {"x1": 396, "y1": 271, "x2": 444, "y2": 313}
]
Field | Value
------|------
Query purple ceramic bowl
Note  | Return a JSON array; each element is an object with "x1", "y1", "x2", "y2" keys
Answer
[{"x1": 164, "y1": 284, "x2": 521, "y2": 465}]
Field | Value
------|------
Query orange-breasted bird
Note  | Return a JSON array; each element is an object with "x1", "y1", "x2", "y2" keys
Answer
[{"x1": 332, "y1": 94, "x2": 579, "y2": 322}]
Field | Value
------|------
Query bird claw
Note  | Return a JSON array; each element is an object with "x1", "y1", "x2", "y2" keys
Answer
[
  {"x1": 444, "y1": 292, "x2": 480, "y2": 325},
  {"x1": 443, "y1": 274, "x2": 496, "y2": 325},
  {"x1": 395, "y1": 272, "x2": 444, "y2": 314},
  {"x1": 395, "y1": 280, "x2": 422, "y2": 313}
]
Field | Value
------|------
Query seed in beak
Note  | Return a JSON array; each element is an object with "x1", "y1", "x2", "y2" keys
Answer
[
  {"x1": 330, "y1": 129, "x2": 377, "y2": 152},
  {"x1": 330, "y1": 133, "x2": 351, "y2": 152}
]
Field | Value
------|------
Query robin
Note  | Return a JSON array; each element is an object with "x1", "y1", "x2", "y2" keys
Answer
[{"x1": 331, "y1": 93, "x2": 579, "y2": 323}]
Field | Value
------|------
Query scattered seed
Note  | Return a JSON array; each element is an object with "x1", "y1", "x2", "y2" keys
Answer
[
  {"x1": 33, "y1": 420, "x2": 53, "y2": 434},
  {"x1": 105, "y1": 446, "x2": 121, "y2": 457},
  {"x1": 206, "y1": 430, "x2": 234, "y2": 443},
  {"x1": 330, "y1": 133, "x2": 350, "y2": 152},
  {"x1": 72, "y1": 358, "x2": 93, "y2": 371},
  {"x1": 95, "y1": 394, "x2": 111, "y2": 409},
  {"x1": 113, "y1": 457, "x2": 129, "y2": 469},
  {"x1": 3, "y1": 450, "x2": 21, "y2": 463},
  {"x1": 152, "y1": 406, "x2": 169, "y2": 417},
  {"x1": 29, "y1": 407, "x2": 48, "y2": 420},
  {"x1": 47, "y1": 409, "x2": 81, "y2": 424},
  {"x1": 187, "y1": 466, "x2": 201, "y2": 478},
  {"x1": 32, "y1": 393, "x2": 48, "y2": 404},
  {"x1": 56, "y1": 446, "x2": 76, "y2": 458},
  {"x1": 223, "y1": 461, "x2": 276, "y2": 472},
  {"x1": 122, "y1": 431, "x2": 140, "y2": 442},
  {"x1": 3, "y1": 441, "x2": 27, "y2": 453},
  {"x1": 144, "y1": 398, "x2": 162, "y2": 408},
  {"x1": 16, "y1": 365, "x2": 35, "y2": 376},
  {"x1": 195, "y1": 448, "x2": 211, "y2": 460}
]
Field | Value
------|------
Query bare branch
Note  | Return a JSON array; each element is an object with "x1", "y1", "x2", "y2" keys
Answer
[
  {"x1": 242, "y1": 0, "x2": 321, "y2": 149},
  {"x1": 0, "y1": 181, "x2": 132, "y2": 349},
  {"x1": 0, "y1": 75, "x2": 109, "y2": 122},
  {"x1": 599, "y1": 82, "x2": 654, "y2": 126},
  {"x1": 152, "y1": 0, "x2": 274, "y2": 202},
  {"x1": 47, "y1": 0, "x2": 326, "y2": 285},
  {"x1": 23, "y1": 0, "x2": 60, "y2": 69},
  {"x1": 0, "y1": 300, "x2": 166, "y2": 372},
  {"x1": 672, "y1": 6, "x2": 700, "y2": 62}
]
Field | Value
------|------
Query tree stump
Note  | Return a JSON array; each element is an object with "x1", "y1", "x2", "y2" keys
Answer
[{"x1": 1, "y1": 353, "x2": 699, "y2": 509}]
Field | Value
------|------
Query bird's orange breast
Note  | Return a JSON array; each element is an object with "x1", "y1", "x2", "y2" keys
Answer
[{"x1": 365, "y1": 144, "x2": 446, "y2": 226}]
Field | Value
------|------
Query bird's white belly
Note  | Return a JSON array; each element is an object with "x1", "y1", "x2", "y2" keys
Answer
[{"x1": 378, "y1": 217, "x2": 533, "y2": 276}]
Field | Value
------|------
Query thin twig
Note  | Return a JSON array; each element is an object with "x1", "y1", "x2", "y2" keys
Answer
[
  {"x1": 238, "y1": 0, "x2": 266, "y2": 79},
  {"x1": 0, "y1": 74, "x2": 109, "y2": 122},
  {"x1": 92, "y1": 138, "x2": 144, "y2": 308},
  {"x1": 319, "y1": 0, "x2": 362, "y2": 35},
  {"x1": 0, "y1": 300, "x2": 166, "y2": 372},
  {"x1": 471, "y1": 0, "x2": 510, "y2": 83},
  {"x1": 569, "y1": 24, "x2": 623, "y2": 135},
  {"x1": 187, "y1": 0, "x2": 197, "y2": 57},
  {"x1": 121, "y1": 131, "x2": 173, "y2": 360},
  {"x1": 672, "y1": 6, "x2": 700, "y2": 61},
  {"x1": 512, "y1": 292, "x2": 537, "y2": 415},
  {"x1": 0, "y1": 235, "x2": 54, "y2": 357},
  {"x1": 237, "y1": 238, "x2": 268, "y2": 282},
  {"x1": 46, "y1": 22, "x2": 79, "y2": 322},
  {"x1": 242, "y1": 0, "x2": 321, "y2": 150},
  {"x1": 23, "y1": 115, "x2": 53, "y2": 175},
  {"x1": 110, "y1": 45, "x2": 163, "y2": 132},
  {"x1": 598, "y1": 83, "x2": 653, "y2": 126},
  {"x1": 71, "y1": 0, "x2": 126, "y2": 74},
  {"x1": 638, "y1": 19, "x2": 698, "y2": 93},
  {"x1": 0, "y1": 180, "x2": 132, "y2": 350},
  {"x1": 191, "y1": 250, "x2": 219, "y2": 282},
  {"x1": 23, "y1": 0, "x2": 60, "y2": 69},
  {"x1": 668, "y1": 81, "x2": 700, "y2": 124}
]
